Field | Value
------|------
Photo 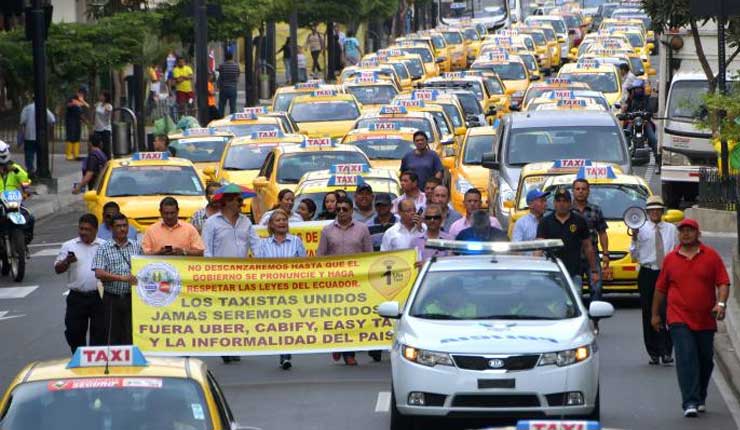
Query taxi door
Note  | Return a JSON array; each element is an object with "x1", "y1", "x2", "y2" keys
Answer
[{"x1": 252, "y1": 152, "x2": 278, "y2": 222}]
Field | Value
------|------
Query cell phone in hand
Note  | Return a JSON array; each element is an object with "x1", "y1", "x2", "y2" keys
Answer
[
  {"x1": 417, "y1": 208, "x2": 424, "y2": 215},
  {"x1": 68, "y1": 251, "x2": 76, "y2": 258},
  {"x1": 164, "y1": 245, "x2": 173, "y2": 253}
]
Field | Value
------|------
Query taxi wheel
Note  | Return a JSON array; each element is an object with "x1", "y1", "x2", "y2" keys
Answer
[{"x1": 390, "y1": 389, "x2": 417, "y2": 430}]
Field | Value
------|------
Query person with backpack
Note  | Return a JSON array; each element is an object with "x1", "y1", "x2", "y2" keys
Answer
[
  {"x1": 73, "y1": 138, "x2": 108, "y2": 194},
  {"x1": 343, "y1": 31, "x2": 362, "y2": 66}
]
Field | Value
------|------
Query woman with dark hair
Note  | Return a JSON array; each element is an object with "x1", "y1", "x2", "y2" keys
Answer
[
  {"x1": 316, "y1": 192, "x2": 339, "y2": 220},
  {"x1": 254, "y1": 209, "x2": 307, "y2": 370},
  {"x1": 296, "y1": 198, "x2": 317, "y2": 221},
  {"x1": 93, "y1": 91, "x2": 113, "y2": 158},
  {"x1": 259, "y1": 189, "x2": 302, "y2": 225}
]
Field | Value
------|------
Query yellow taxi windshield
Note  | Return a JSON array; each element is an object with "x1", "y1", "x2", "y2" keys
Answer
[
  {"x1": 223, "y1": 144, "x2": 277, "y2": 170},
  {"x1": 169, "y1": 137, "x2": 229, "y2": 163},
  {"x1": 355, "y1": 118, "x2": 435, "y2": 140},
  {"x1": 350, "y1": 137, "x2": 415, "y2": 160},
  {"x1": 107, "y1": 165, "x2": 203, "y2": 197},
  {"x1": 474, "y1": 62, "x2": 527, "y2": 80},
  {"x1": 345, "y1": 86, "x2": 397, "y2": 105},
  {"x1": 559, "y1": 72, "x2": 618, "y2": 93},
  {"x1": 291, "y1": 101, "x2": 360, "y2": 122},
  {"x1": 277, "y1": 151, "x2": 369, "y2": 183},
  {"x1": 544, "y1": 183, "x2": 649, "y2": 219}
]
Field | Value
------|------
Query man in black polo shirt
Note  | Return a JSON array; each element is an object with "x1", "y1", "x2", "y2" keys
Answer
[{"x1": 537, "y1": 187, "x2": 600, "y2": 291}]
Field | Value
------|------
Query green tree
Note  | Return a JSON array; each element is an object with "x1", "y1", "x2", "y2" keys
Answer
[{"x1": 0, "y1": 30, "x2": 33, "y2": 109}]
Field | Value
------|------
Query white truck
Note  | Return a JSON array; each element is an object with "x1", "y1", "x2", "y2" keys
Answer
[{"x1": 658, "y1": 21, "x2": 740, "y2": 208}]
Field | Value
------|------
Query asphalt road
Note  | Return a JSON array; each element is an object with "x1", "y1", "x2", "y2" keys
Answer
[{"x1": 1, "y1": 172, "x2": 739, "y2": 430}]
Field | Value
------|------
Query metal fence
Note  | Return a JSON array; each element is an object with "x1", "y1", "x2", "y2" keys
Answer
[
  {"x1": 697, "y1": 168, "x2": 738, "y2": 211},
  {"x1": 0, "y1": 120, "x2": 90, "y2": 148}
]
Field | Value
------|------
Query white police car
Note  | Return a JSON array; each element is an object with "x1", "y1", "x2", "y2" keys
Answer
[{"x1": 377, "y1": 240, "x2": 615, "y2": 429}]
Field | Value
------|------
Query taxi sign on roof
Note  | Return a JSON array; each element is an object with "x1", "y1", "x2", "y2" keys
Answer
[
  {"x1": 554, "y1": 159, "x2": 592, "y2": 168},
  {"x1": 516, "y1": 420, "x2": 601, "y2": 430},
  {"x1": 182, "y1": 127, "x2": 216, "y2": 136},
  {"x1": 231, "y1": 112, "x2": 258, "y2": 120},
  {"x1": 329, "y1": 163, "x2": 370, "y2": 174},
  {"x1": 311, "y1": 89, "x2": 337, "y2": 97},
  {"x1": 67, "y1": 345, "x2": 148, "y2": 368},
  {"x1": 499, "y1": 30, "x2": 519, "y2": 36},
  {"x1": 251, "y1": 130, "x2": 284, "y2": 139},
  {"x1": 549, "y1": 90, "x2": 576, "y2": 99},
  {"x1": 357, "y1": 71, "x2": 379, "y2": 82},
  {"x1": 132, "y1": 152, "x2": 169, "y2": 161},
  {"x1": 544, "y1": 77, "x2": 572, "y2": 85},
  {"x1": 243, "y1": 106, "x2": 268, "y2": 115},
  {"x1": 369, "y1": 122, "x2": 401, "y2": 131},
  {"x1": 557, "y1": 99, "x2": 588, "y2": 108},
  {"x1": 577, "y1": 165, "x2": 617, "y2": 180},
  {"x1": 576, "y1": 59, "x2": 601, "y2": 69},
  {"x1": 327, "y1": 174, "x2": 366, "y2": 186},
  {"x1": 359, "y1": 59, "x2": 379, "y2": 67},
  {"x1": 483, "y1": 53, "x2": 509, "y2": 62},
  {"x1": 411, "y1": 90, "x2": 439, "y2": 101},
  {"x1": 301, "y1": 137, "x2": 334, "y2": 148},
  {"x1": 493, "y1": 37, "x2": 513, "y2": 46},
  {"x1": 379, "y1": 105, "x2": 408, "y2": 115},
  {"x1": 385, "y1": 49, "x2": 405, "y2": 57},
  {"x1": 294, "y1": 82, "x2": 321, "y2": 89},
  {"x1": 394, "y1": 99, "x2": 426, "y2": 108}
]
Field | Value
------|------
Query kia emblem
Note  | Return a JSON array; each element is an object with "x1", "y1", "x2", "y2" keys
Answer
[{"x1": 488, "y1": 358, "x2": 505, "y2": 369}]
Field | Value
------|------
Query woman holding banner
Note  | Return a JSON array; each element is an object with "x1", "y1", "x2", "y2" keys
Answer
[{"x1": 254, "y1": 209, "x2": 307, "y2": 370}]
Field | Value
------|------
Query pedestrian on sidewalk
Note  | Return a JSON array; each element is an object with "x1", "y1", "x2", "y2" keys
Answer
[
  {"x1": 73, "y1": 138, "x2": 108, "y2": 194},
  {"x1": 65, "y1": 87, "x2": 89, "y2": 161},
  {"x1": 652, "y1": 218, "x2": 730, "y2": 418},
  {"x1": 92, "y1": 91, "x2": 113, "y2": 159},
  {"x1": 92, "y1": 213, "x2": 142, "y2": 346},
  {"x1": 141, "y1": 197, "x2": 204, "y2": 256},
  {"x1": 97, "y1": 202, "x2": 138, "y2": 241},
  {"x1": 572, "y1": 178, "x2": 609, "y2": 303},
  {"x1": 317, "y1": 196, "x2": 373, "y2": 365},
  {"x1": 54, "y1": 213, "x2": 106, "y2": 353},
  {"x1": 277, "y1": 37, "x2": 293, "y2": 83},
  {"x1": 254, "y1": 209, "x2": 307, "y2": 370},
  {"x1": 173, "y1": 56, "x2": 194, "y2": 116},
  {"x1": 296, "y1": 47, "x2": 308, "y2": 82},
  {"x1": 217, "y1": 51, "x2": 240, "y2": 117},
  {"x1": 630, "y1": 196, "x2": 678, "y2": 365},
  {"x1": 305, "y1": 26, "x2": 325, "y2": 75},
  {"x1": 207, "y1": 73, "x2": 219, "y2": 122},
  {"x1": 19, "y1": 99, "x2": 56, "y2": 176},
  {"x1": 189, "y1": 181, "x2": 222, "y2": 234}
]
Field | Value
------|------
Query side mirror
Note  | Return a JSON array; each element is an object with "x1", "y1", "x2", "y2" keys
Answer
[
  {"x1": 503, "y1": 200, "x2": 514, "y2": 209},
  {"x1": 648, "y1": 68, "x2": 657, "y2": 76},
  {"x1": 570, "y1": 47, "x2": 578, "y2": 55},
  {"x1": 436, "y1": 57, "x2": 447, "y2": 64},
  {"x1": 647, "y1": 43, "x2": 655, "y2": 52},
  {"x1": 589, "y1": 301, "x2": 615, "y2": 319},
  {"x1": 442, "y1": 157, "x2": 454, "y2": 169},
  {"x1": 454, "y1": 126, "x2": 467, "y2": 136},
  {"x1": 530, "y1": 74, "x2": 540, "y2": 81},
  {"x1": 203, "y1": 166, "x2": 216, "y2": 178},
  {"x1": 663, "y1": 209, "x2": 684, "y2": 223},
  {"x1": 377, "y1": 301, "x2": 401, "y2": 319},
  {"x1": 252, "y1": 176, "x2": 268, "y2": 189},
  {"x1": 481, "y1": 151, "x2": 500, "y2": 169},
  {"x1": 83, "y1": 190, "x2": 96, "y2": 202}
]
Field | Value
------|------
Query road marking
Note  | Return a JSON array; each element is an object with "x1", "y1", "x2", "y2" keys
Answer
[
  {"x1": 0, "y1": 311, "x2": 25, "y2": 321},
  {"x1": 375, "y1": 391, "x2": 391, "y2": 413},
  {"x1": 0, "y1": 286, "x2": 38, "y2": 299},
  {"x1": 31, "y1": 248, "x2": 60, "y2": 257},
  {"x1": 713, "y1": 360, "x2": 740, "y2": 428},
  {"x1": 28, "y1": 242, "x2": 64, "y2": 248}
]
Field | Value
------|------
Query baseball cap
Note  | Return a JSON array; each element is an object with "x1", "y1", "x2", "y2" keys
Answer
[
  {"x1": 677, "y1": 218, "x2": 699, "y2": 230},
  {"x1": 356, "y1": 183, "x2": 373, "y2": 193},
  {"x1": 374, "y1": 193, "x2": 392, "y2": 206},
  {"x1": 553, "y1": 187, "x2": 571, "y2": 201},
  {"x1": 526, "y1": 189, "x2": 549, "y2": 205}
]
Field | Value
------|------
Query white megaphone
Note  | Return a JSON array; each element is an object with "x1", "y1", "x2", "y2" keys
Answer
[{"x1": 623, "y1": 206, "x2": 647, "y2": 233}]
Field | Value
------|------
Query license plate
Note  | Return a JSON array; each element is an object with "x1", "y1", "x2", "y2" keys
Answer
[{"x1": 478, "y1": 379, "x2": 515, "y2": 389}]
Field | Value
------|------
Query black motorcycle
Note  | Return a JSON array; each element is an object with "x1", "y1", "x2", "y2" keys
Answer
[
  {"x1": 0, "y1": 190, "x2": 27, "y2": 282},
  {"x1": 617, "y1": 111, "x2": 652, "y2": 166}
]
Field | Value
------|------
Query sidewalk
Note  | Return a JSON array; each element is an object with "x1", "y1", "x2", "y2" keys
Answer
[
  {"x1": 717, "y1": 252, "x2": 740, "y2": 400},
  {"x1": 24, "y1": 154, "x2": 85, "y2": 221}
]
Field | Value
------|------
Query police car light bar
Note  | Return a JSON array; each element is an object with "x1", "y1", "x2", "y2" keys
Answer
[
  {"x1": 425, "y1": 239, "x2": 564, "y2": 254},
  {"x1": 67, "y1": 345, "x2": 148, "y2": 369},
  {"x1": 329, "y1": 163, "x2": 370, "y2": 174},
  {"x1": 516, "y1": 420, "x2": 601, "y2": 430},
  {"x1": 132, "y1": 152, "x2": 169, "y2": 161}
]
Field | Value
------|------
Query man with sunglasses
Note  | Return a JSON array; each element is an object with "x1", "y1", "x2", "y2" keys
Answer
[
  {"x1": 412, "y1": 204, "x2": 451, "y2": 266},
  {"x1": 317, "y1": 196, "x2": 373, "y2": 365},
  {"x1": 202, "y1": 190, "x2": 260, "y2": 363}
]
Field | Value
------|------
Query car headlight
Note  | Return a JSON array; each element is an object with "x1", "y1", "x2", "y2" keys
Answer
[
  {"x1": 498, "y1": 179, "x2": 515, "y2": 206},
  {"x1": 538, "y1": 345, "x2": 591, "y2": 367},
  {"x1": 456, "y1": 177, "x2": 474, "y2": 194},
  {"x1": 665, "y1": 150, "x2": 691, "y2": 166},
  {"x1": 403, "y1": 345, "x2": 454, "y2": 367}
]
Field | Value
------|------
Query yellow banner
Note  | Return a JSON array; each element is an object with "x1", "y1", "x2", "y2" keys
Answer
[
  {"x1": 253, "y1": 221, "x2": 330, "y2": 256},
  {"x1": 132, "y1": 250, "x2": 417, "y2": 356}
]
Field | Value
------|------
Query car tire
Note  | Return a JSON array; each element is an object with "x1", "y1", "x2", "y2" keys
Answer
[{"x1": 390, "y1": 389, "x2": 416, "y2": 430}]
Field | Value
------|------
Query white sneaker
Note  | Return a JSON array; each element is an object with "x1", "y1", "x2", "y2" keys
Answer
[
  {"x1": 698, "y1": 404, "x2": 706, "y2": 413},
  {"x1": 684, "y1": 406, "x2": 698, "y2": 417}
]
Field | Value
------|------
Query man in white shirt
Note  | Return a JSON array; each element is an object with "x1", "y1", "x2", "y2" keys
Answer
[
  {"x1": 19, "y1": 100, "x2": 56, "y2": 175},
  {"x1": 54, "y1": 213, "x2": 106, "y2": 353},
  {"x1": 448, "y1": 188, "x2": 502, "y2": 238},
  {"x1": 381, "y1": 198, "x2": 425, "y2": 251},
  {"x1": 629, "y1": 196, "x2": 678, "y2": 365}
]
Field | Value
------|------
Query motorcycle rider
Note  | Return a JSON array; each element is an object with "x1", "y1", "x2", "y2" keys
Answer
[
  {"x1": 622, "y1": 79, "x2": 661, "y2": 173},
  {"x1": 0, "y1": 141, "x2": 34, "y2": 247}
]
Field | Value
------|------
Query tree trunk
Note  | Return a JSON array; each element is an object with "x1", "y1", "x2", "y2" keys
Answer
[{"x1": 689, "y1": 19, "x2": 719, "y2": 134}]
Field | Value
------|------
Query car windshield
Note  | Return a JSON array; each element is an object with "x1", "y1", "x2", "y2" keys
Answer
[
  {"x1": 355, "y1": 118, "x2": 436, "y2": 140},
  {"x1": 541, "y1": 27, "x2": 556, "y2": 41},
  {"x1": 667, "y1": 80, "x2": 711, "y2": 122},
  {"x1": 506, "y1": 126, "x2": 627, "y2": 166},
  {"x1": 0, "y1": 378, "x2": 211, "y2": 430},
  {"x1": 212, "y1": 123, "x2": 281, "y2": 137},
  {"x1": 277, "y1": 152, "x2": 369, "y2": 183},
  {"x1": 560, "y1": 72, "x2": 618, "y2": 93},
  {"x1": 475, "y1": 63, "x2": 527, "y2": 80},
  {"x1": 400, "y1": 47, "x2": 434, "y2": 63},
  {"x1": 520, "y1": 54, "x2": 538, "y2": 72},
  {"x1": 390, "y1": 62, "x2": 410, "y2": 79},
  {"x1": 290, "y1": 101, "x2": 360, "y2": 122},
  {"x1": 625, "y1": 33, "x2": 643, "y2": 48},
  {"x1": 346, "y1": 85, "x2": 398, "y2": 105},
  {"x1": 402, "y1": 59, "x2": 424, "y2": 79},
  {"x1": 562, "y1": 15, "x2": 581, "y2": 29},
  {"x1": 528, "y1": 32, "x2": 546, "y2": 45},
  {"x1": 443, "y1": 31, "x2": 463, "y2": 45},
  {"x1": 430, "y1": 111, "x2": 453, "y2": 135},
  {"x1": 447, "y1": 80, "x2": 484, "y2": 99},
  {"x1": 410, "y1": 270, "x2": 579, "y2": 320},
  {"x1": 463, "y1": 28, "x2": 480, "y2": 41},
  {"x1": 463, "y1": 135, "x2": 493, "y2": 164},
  {"x1": 454, "y1": 92, "x2": 483, "y2": 115},
  {"x1": 439, "y1": 103, "x2": 464, "y2": 127},
  {"x1": 169, "y1": 137, "x2": 228, "y2": 163},
  {"x1": 223, "y1": 144, "x2": 276, "y2": 170},
  {"x1": 528, "y1": 18, "x2": 566, "y2": 34},
  {"x1": 274, "y1": 92, "x2": 300, "y2": 112},
  {"x1": 107, "y1": 165, "x2": 203, "y2": 197},
  {"x1": 350, "y1": 137, "x2": 415, "y2": 159},
  {"x1": 628, "y1": 57, "x2": 645, "y2": 76},
  {"x1": 546, "y1": 183, "x2": 649, "y2": 219},
  {"x1": 517, "y1": 174, "x2": 554, "y2": 210}
]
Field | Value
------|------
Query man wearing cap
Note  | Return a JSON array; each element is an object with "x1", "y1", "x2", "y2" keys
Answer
[
  {"x1": 512, "y1": 189, "x2": 549, "y2": 242},
  {"x1": 367, "y1": 193, "x2": 399, "y2": 250},
  {"x1": 572, "y1": 178, "x2": 609, "y2": 302},
  {"x1": 353, "y1": 184, "x2": 376, "y2": 223},
  {"x1": 630, "y1": 196, "x2": 678, "y2": 365},
  {"x1": 652, "y1": 218, "x2": 730, "y2": 418},
  {"x1": 537, "y1": 187, "x2": 599, "y2": 293}
]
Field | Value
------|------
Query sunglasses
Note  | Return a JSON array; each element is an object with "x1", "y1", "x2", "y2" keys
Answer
[
  {"x1": 424, "y1": 215, "x2": 442, "y2": 221},
  {"x1": 337, "y1": 206, "x2": 352, "y2": 213}
]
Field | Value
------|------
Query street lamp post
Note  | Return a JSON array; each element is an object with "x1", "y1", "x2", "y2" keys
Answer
[
  {"x1": 194, "y1": 0, "x2": 209, "y2": 126},
  {"x1": 29, "y1": 0, "x2": 52, "y2": 183}
]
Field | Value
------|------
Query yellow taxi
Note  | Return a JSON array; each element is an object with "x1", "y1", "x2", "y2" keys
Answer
[
  {"x1": 572, "y1": 33, "x2": 632, "y2": 60},
  {"x1": 459, "y1": 25, "x2": 483, "y2": 63},
  {"x1": 557, "y1": 60, "x2": 622, "y2": 106},
  {"x1": 207, "y1": 107, "x2": 286, "y2": 137},
  {"x1": 288, "y1": 90, "x2": 362, "y2": 142},
  {"x1": 377, "y1": 49, "x2": 426, "y2": 83},
  {"x1": 83, "y1": 152, "x2": 206, "y2": 232},
  {"x1": 343, "y1": 73, "x2": 400, "y2": 113},
  {"x1": 166, "y1": 127, "x2": 233, "y2": 180},
  {"x1": 446, "y1": 125, "x2": 497, "y2": 213},
  {"x1": 251, "y1": 139, "x2": 371, "y2": 222},
  {"x1": 532, "y1": 23, "x2": 562, "y2": 69},
  {"x1": 470, "y1": 51, "x2": 531, "y2": 104},
  {"x1": 390, "y1": 41, "x2": 440, "y2": 79},
  {"x1": 424, "y1": 73, "x2": 510, "y2": 122},
  {"x1": 521, "y1": 77, "x2": 591, "y2": 110},
  {"x1": 211, "y1": 130, "x2": 306, "y2": 215},
  {"x1": 394, "y1": 89, "x2": 467, "y2": 141},
  {"x1": 516, "y1": 50, "x2": 543, "y2": 82},
  {"x1": 514, "y1": 26, "x2": 552, "y2": 71},
  {"x1": 354, "y1": 105, "x2": 444, "y2": 149},
  {"x1": 525, "y1": 89, "x2": 611, "y2": 112},
  {"x1": 579, "y1": 49, "x2": 654, "y2": 94},
  {"x1": 293, "y1": 165, "x2": 402, "y2": 220},
  {"x1": 532, "y1": 98, "x2": 608, "y2": 112},
  {"x1": 380, "y1": 60, "x2": 414, "y2": 91},
  {"x1": 437, "y1": 28, "x2": 469, "y2": 69},
  {"x1": 539, "y1": 167, "x2": 683, "y2": 293},
  {"x1": 271, "y1": 80, "x2": 341, "y2": 112},
  {"x1": 391, "y1": 98, "x2": 457, "y2": 145},
  {"x1": 342, "y1": 124, "x2": 416, "y2": 171},
  {"x1": 341, "y1": 61, "x2": 407, "y2": 90},
  {"x1": 0, "y1": 345, "x2": 243, "y2": 430},
  {"x1": 397, "y1": 35, "x2": 451, "y2": 72}
]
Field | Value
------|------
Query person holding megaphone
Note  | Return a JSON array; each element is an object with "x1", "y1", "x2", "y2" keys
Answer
[{"x1": 628, "y1": 196, "x2": 678, "y2": 366}]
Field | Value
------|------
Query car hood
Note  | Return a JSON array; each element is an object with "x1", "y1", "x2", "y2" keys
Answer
[
  {"x1": 399, "y1": 316, "x2": 591, "y2": 354},
  {"x1": 298, "y1": 120, "x2": 357, "y2": 139}
]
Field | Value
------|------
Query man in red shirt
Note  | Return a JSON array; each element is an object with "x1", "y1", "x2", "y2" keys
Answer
[{"x1": 652, "y1": 218, "x2": 730, "y2": 418}]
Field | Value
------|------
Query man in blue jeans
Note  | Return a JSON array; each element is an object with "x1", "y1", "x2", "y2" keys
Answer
[
  {"x1": 217, "y1": 52, "x2": 240, "y2": 117},
  {"x1": 652, "y1": 219, "x2": 730, "y2": 418}
]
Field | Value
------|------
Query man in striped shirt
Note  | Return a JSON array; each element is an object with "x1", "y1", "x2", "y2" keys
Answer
[{"x1": 217, "y1": 52, "x2": 240, "y2": 116}]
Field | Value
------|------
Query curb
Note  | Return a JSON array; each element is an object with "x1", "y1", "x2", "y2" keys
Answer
[
  {"x1": 715, "y1": 254, "x2": 740, "y2": 402},
  {"x1": 684, "y1": 207, "x2": 737, "y2": 234},
  {"x1": 27, "y1": 172, "x2": 82, "y2": 221}
]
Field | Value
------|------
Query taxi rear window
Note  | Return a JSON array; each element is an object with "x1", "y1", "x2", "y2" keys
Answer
[
  {"x1": 443, "y1": 31, "x2": 463, "y2": 45},
  {"x1": 402, "y1": 59, "x2": 424, "y2": 79},
  {"x1": 346, "y1": 85, "x2": 398, "y2": 106},
  {"x1": 223, "y1": 144, "x2": 276, "y2": 170},
  {"x1": 400, "y1": 47, "x2": 434, "y2": 63},
  {"x1": 350, "y1": 137, "x2": 415, "y2": 160},
  {"x1": 274, "y1": 93, "x2": 300, "y2": 112},
  {"x1": 559, "y1": 72, "x2": 618, "y2": 93},
  {"x1": 277, "y1": 152, "x2": 369, "y2": 183},
  {"x1": 107, "y1": 165, "x2": 203, "y2": 197},
  {"x1": 473, "y1": 63, "x2": 527, "y2": 81},
  {"x1": 290, "y1": 101, "x2": 360, "y2": 122},
  {"x1": 355, "y1": 118, "x2": 435, "y2": 140},
  {"x1": 0, "y1": 378, "x2": 212, "y2": 430},
  {"x1": 169, "y1": 138, "x2": 228, "y2": 163},
  {"x1": 212, "y1": 123, "x2": 282, "y2": 138}
]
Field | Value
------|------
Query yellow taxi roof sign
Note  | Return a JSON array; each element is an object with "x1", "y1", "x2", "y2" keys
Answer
[
  {"x1": 544, "y1": 77, "x2": 572, "y2": 85},
  {"x1": 379, "y1": 105, "x2": 408, "y2": 115},
  {"x1": 411, "y1": 90, "x2": 440, "y2": 101},
  {"x1": 577, "y1": 165, "x2": 618, "y2": 180},
  {"x1": 368, "y1": 122, "x2": 402, "y2": 131},
  {"x1": 554, "y1": 159, "x2": 592, "y2": 169},
  {"x1": 327, "y1": 174, "x2": 367, "y2": 187},
  {"x1": 576, "y1": 59, "x2": 601, "y2": 69},
  {"x1": 67, "y1": 345, "x2": 148, "y2": 368},
  {"x1": 182, "y1": 127, "x2": 218, "y2": 137},
  {"x1": 329, "y1": 163, "x2": 370, "y2": 174},
  {"x1": 394, "y1": 99, "x2": 426, "y2": 108},
  {"x1": 251, "y1": 130, "x2": 284, "y2": 139},
  {"x1": 312, "y1": 89, "x2": 338, "y2": 97},
  {"x1": 301, "y1": 137, "x2": 335, "y2": 148},
  {"x1": 131, "y1": 152, "x2": 169, "y2": 161}
]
